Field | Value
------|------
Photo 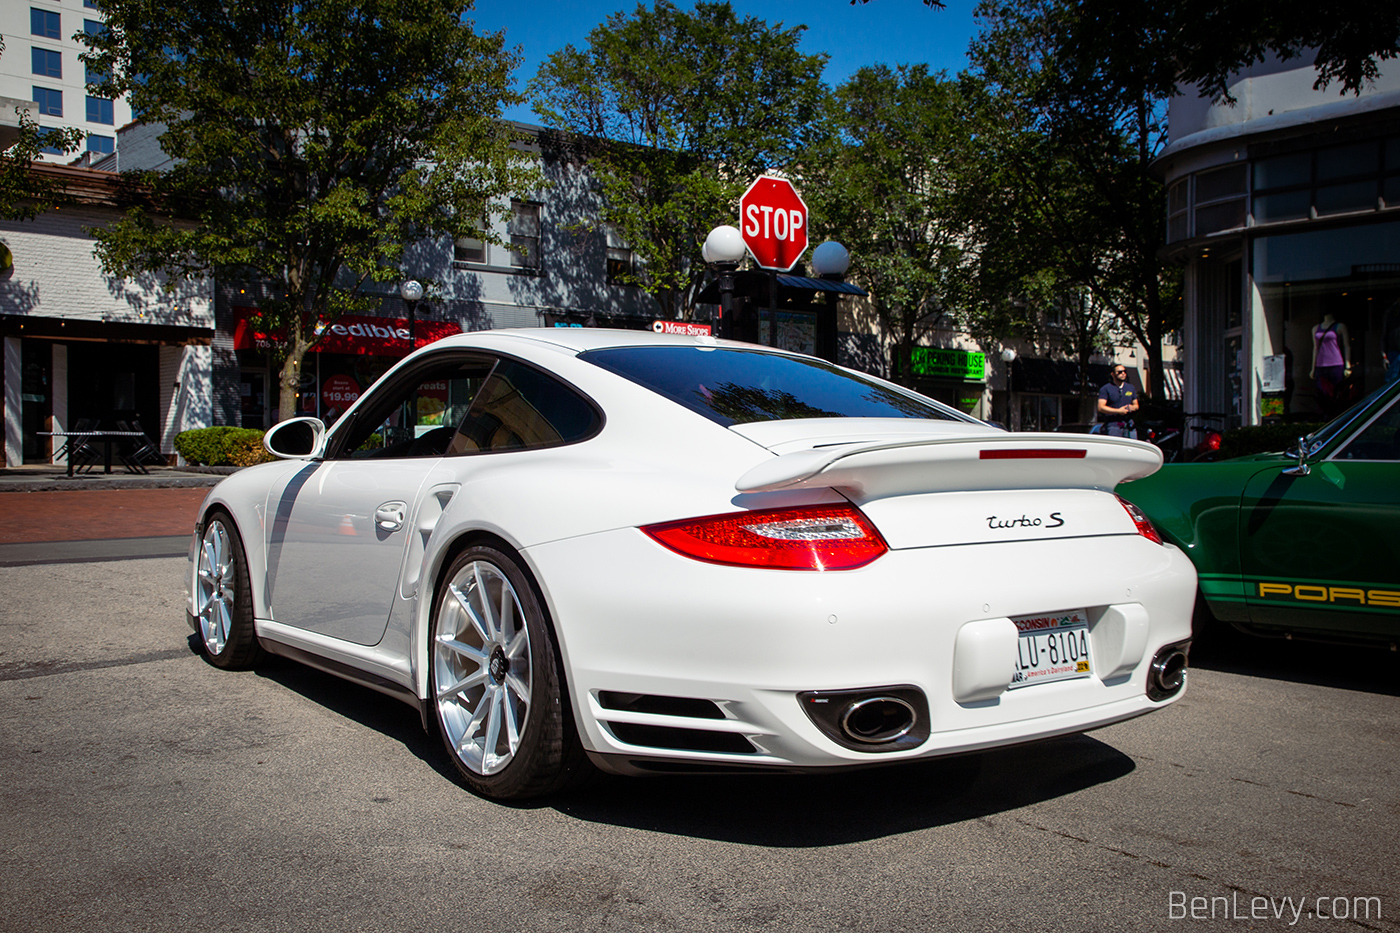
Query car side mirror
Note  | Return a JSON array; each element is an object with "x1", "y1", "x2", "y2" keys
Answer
[
  {"x1": 1282, "y1": 435, "x2": 1310, "y2": 476},
  {"x1": 264, "y1": 416, "x2": 327, "y2": 460}
]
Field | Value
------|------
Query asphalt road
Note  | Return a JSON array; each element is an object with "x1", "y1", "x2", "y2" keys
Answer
[{"x1": 1, "y1": 545, "x2": 1396, "y2": 932}]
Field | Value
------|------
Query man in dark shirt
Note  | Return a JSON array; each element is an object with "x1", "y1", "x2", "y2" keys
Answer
[{"x1": 1097, "y1": 365, "x2": 1139, "y2": 438}]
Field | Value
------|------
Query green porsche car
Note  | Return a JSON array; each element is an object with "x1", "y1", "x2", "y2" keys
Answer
[{"x1": 1119, "y1": 378, "x2": 1400, "y2": 649}]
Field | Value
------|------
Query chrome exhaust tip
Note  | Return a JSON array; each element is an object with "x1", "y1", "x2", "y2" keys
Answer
[
  {"x1": 798, "y1": 685, "x2": 930, "y2": 753},
  {"x1": 840, "y1": 696, "x2": 917, "y2": 744},
  {"x1": 1147, "y1": 641, "x2": 1190, "y2": 701}
]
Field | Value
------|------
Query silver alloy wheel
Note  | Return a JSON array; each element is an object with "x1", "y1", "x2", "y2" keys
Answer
[
  {"x1": 433, "y1": 560, "x2": 534, "y2": 776},
  {"x1": 196, "y1": 520, "x2": 235, "y2": 655}
]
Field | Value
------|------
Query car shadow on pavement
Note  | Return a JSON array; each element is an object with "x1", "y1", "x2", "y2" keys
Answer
[
  {"x1": 244, "y1": 647, "x2": 468, "y2": 787},
  {"x1": 551, "y1": 733, "x2": 1134, "y2": 847},
  {"x1": 244, "y1": 642, "x2": 1139, "y2": 843},
  {"x1": 1188, "y1": 625, "x2": 1400, "y2": 697}
]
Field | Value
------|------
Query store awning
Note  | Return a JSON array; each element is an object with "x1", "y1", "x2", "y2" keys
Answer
[
  {"x1": 1163, "y1": 364, "x2": 1184, "y2": 401},
  {"x1": 232, "y1": 307, "x2": 461, "y2": 356},
  {"x1": 695, "y1": 271, "x2": 868, "y2": 304}
]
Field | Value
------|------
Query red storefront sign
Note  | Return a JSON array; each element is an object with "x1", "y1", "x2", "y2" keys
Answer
[
  {"x1": 232, "y1": 307, "x2": 461, "y2": 356},
  {"x1": 652, "y1": 320, "x2": 712, "y2": 336}
]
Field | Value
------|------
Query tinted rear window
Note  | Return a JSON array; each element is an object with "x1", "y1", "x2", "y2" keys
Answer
[{"x1": 579, "y1": 346, "x2": 963, "y2": 426}]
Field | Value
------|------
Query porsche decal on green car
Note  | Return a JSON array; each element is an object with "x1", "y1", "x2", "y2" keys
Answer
[{"x1": 1118, "y1": 378, "x2": 1400, "y2": 647}]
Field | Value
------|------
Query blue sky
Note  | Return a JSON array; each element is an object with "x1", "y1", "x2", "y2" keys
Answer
[{"x1": 468, "y1": 0, "x2": 982, "y2": 124}]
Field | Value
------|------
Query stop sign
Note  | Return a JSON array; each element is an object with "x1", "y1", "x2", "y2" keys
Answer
[{"x1": 739, "y1": 175, "x2": 808, "y2": 271}]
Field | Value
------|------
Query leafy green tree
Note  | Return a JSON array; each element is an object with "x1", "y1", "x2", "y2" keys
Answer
[
  {"x1": 530, "y1": 0, "x2": 828, "y2": 319},
  {"x1": 803, "y1": 65, "x2": 973, "y2": 386},
  {"x1": 959, "y1": 0, "x2": 1181, "y2": 400},
  {"x1": 0, "y1": 36, "x2": 84, "y2": 221},
  {"x1": 80, "y1": 0, "x2": 537, "y2": 421}
]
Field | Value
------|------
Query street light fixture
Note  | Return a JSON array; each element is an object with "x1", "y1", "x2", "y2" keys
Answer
[
  {"x1": 400, "y1": 279, "x2": 423, "y2": 350},
  {"x1": 702, "y1": 225, "x2": 746, "y2": 339},
  {"x1": 811, "y1": 240, "x2": 851, "y2": 280}
]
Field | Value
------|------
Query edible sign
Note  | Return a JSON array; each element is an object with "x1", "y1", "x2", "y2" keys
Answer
[{"x1": 740, "y1": 175, "x2": 809, "y2": 272}]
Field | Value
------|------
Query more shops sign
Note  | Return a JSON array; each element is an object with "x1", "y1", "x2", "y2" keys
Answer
[{"x1": 911, "y1": 347, "x2": 986, "y2": 382}]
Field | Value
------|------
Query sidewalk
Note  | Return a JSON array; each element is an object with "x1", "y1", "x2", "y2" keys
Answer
[
  {"x1": 0, "y1": 464, "x2": 228, "y2": 493},
  {"x1": 0, "y1": 466, "x2": 226, "y2": 545}
]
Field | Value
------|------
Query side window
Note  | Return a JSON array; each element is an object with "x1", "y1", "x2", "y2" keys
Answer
[
  {"x1": 509, "y1": 200, "x2": 541, "y2": 270},
  {"x1": 448, "y1": 359, "x2": 600, "y2": 455},
  {"x1": 1334, "y1": 398, "x2": 1400, "y2": 461},
  {"x1": 340, "y1": 357, "x2": 495, "y2": 459}
]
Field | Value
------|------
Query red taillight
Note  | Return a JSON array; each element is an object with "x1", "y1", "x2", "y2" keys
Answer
[
  {"x1": 1117, "y1": 496, "x2": 1163, "y2": 545},
  {"x1": 1201, "y1": 431, "x2": 1222, "y2": 452},
  {"x1": 642, "y1": 504, "x2": 888, "y2": 570}
]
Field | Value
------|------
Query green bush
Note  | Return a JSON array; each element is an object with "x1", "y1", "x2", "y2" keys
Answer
[
  {"x1": 225, "y1": 429, "x2": 275, "y2": 466},
  {"x1": 174, "y1": 426, "x2": 273, "y2": 466},
  {"x1": 1219, "y1": 422, "x2": 1325, "y2": 460}
]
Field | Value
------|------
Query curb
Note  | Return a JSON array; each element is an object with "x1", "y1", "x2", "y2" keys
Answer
[{"x1": 0, "y1": 470, "x2": 227, "y2": 493}]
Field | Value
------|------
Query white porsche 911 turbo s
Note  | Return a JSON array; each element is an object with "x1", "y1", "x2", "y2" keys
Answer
[{"x1": 189, "y1": 328, "x2": 1195, "y2": 799}]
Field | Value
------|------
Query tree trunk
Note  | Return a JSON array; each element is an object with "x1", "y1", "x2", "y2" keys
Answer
[{"x1": 277, "y1": 347, "x2": 308, "y2": 425}]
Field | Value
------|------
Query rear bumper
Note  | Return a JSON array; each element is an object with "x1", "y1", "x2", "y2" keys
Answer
[{"x1": 525, "y1": 530, "x2": 1197, "y2": 770}]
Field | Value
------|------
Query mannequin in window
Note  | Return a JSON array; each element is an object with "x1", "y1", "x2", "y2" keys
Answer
[
  {"x1": 1309, "y1": 312, "x2": 1351, "y2": 415},
  {"x1": 1383, "y1": 300, "x2": 1400, "y2": 385}
]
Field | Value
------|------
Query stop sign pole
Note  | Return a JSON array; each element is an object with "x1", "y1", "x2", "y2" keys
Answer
[{"x1": 739, "y1": 176, "x2": 809, "y2": 347}]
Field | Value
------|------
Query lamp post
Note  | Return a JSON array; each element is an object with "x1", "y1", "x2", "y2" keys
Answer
[
  {"x1": 811, "y1": 241, "x2": 850, "y2": 363},
  {"x1": 702, "y1": 225, "x2": 746, "y2": 340},
  {"x1": 400, "y1": 279, "x2": 423, "y2": 351},
  {"x1": 1000, "y1": 349, "x2": 1017, "y2": 430}
]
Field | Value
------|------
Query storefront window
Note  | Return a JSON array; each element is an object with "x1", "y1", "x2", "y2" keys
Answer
[{"x1": 1253, "y1": 220, "x2": 1400, "y2": 418}]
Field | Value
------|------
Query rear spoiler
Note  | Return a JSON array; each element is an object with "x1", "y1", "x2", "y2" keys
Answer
[{"x1": 735, "y1": 434, "x2": 1162, "y2": 498}]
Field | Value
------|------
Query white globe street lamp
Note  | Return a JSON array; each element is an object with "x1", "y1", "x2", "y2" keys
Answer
[
  {"x1": 811, "y1": 240, "x2": 851, "y2": 279},
  {"x1": 703, "y1": 225, "x2": 746, "y2": 338},
  {"x1": 400, "y1": 279, "x2": 423, "y2": 348}
]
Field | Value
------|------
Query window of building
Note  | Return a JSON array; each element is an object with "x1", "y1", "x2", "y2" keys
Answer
[
  {"x1": 31, "y1": 47, "x2": 61, "y2": 79},
  {"x1": 509, "y1": 201, "x2": 541, "y2": 270},
  {"x1": 453, "y1": 234, "x2": 486, "y2": 264},
  {"x1": 453, "y1": 216, "x2": 488, "y2": 264},
  {"x1": 87, "y1": 133, "x2": 113, "y2": 154},
  {"x1": 85, "y1": 64, "x2": 111, "y2": 88},
  {"x1": 1167, "y1": 179, "x2": 1189, "y2": 243},
  {"x1": 84, "y1": 18, "x2": 104, "y2": 36},
  {"x1": 605, "y1": 225, "x2": 634, "y2": 284},
  {"x1": 38, "y1": 130, "x2": 65, "y2": 155},
  {"x1": 30, "y1": 8, "x2": 60, "y2": 39},
  {"x1": 84, "y1": 0, "x2": 98, "y2": 7},
  {"x1": 32, "y1": 86, "x2": 62, "y2": 117},
  {"x1": 1193, "y1": 164, "x2": 1247, "y2": 236},
  {"x1": 86, "y1": 95, "x2": 113, "y2": 124},
  {"x1": 1251, "y1": 138, "x2": 1396, "y2": 225}
]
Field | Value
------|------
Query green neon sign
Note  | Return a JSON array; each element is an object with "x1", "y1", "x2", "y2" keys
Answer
[{"x1": 911, "y1": 347, "x2": 986, "y2": 382}]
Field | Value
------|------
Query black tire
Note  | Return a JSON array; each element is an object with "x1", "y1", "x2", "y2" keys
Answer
[
  {"x1": 193, "y1": 512, "x2": 263, "y2": 670},
  {"x1": 428, "y1": 545, "x2": 585, "y2": 799}
]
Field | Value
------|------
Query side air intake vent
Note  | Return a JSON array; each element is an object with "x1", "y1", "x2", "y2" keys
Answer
[
  {"x1": 598, "y1": 692, "x2": 726, "y2": 720},
  {"x1": 606, "y1": 722, "x2": 755, "y2": 754}
]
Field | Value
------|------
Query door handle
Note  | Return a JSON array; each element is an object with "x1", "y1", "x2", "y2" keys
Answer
[{"x1": 374, "y1": 501, "x2": 407, "y2": 532}]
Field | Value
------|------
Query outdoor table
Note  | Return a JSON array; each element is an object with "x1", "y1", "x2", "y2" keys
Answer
[{"x1": 38, "y1": 431, "x2": 146, "y2": 476}]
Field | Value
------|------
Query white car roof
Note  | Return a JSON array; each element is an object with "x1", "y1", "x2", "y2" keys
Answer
[{"x1": 430, "y1": 327, "x2": 773, "y2": 355}]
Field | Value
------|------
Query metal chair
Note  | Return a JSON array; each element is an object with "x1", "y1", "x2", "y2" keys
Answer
[
  {"x1": 116, "y1": 420, "x2": 165, "y2": 474},
  {"x1": 56, "y1": 418, "x2": 101, "y2": 473}
]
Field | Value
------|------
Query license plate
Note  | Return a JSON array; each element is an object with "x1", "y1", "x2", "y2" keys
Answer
[{"x1": 1009, "y1": 609, "x2": 1092, "y2": 688}]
